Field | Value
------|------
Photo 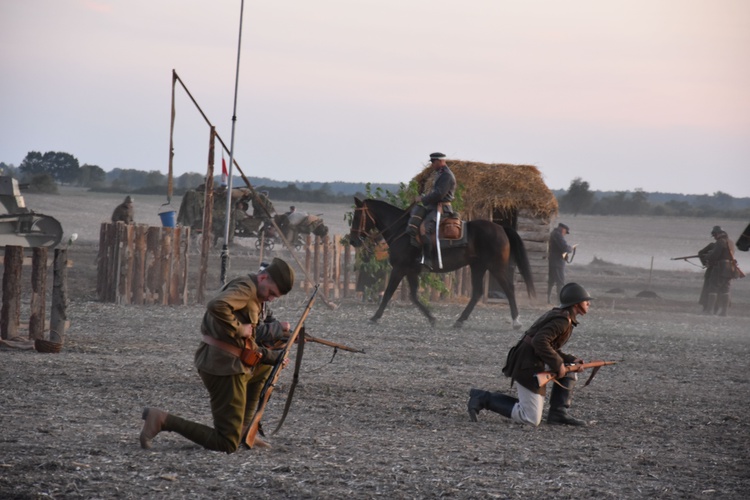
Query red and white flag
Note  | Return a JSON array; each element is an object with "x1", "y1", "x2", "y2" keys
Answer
[{"x1": 221, "y1": 157, "x2": 228, "y2": 186}]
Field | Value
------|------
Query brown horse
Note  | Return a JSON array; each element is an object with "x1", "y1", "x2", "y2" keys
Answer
[
  {"x1": 737, "y1": 222, "x2": 750, "y2": 252},
  {"x1": 349, "y1": 198, "x2": 535, "y2": 328}
]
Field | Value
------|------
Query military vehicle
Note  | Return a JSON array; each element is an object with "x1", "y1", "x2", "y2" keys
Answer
[{"x1": 0, "y1": 176, "x2": 63, "y2": 248}]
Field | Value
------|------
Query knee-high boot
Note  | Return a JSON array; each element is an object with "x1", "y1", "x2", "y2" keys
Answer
[
  {"x1": 421, "y1": 238, "x2": 433, "y2": 270},
  {"x1": 468, "y1": 389, "x2": 518, "y2": 421},
  {"x1": 547, "y1": 375, "x2": 586, "y2": 426}
]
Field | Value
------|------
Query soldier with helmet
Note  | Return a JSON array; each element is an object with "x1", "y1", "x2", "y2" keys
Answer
[
  {"x1": 699, "y1": 225, "x2": 737, "y2": 316},
  {"x1": 468, "y1": 282, "x2": 594, "y2": 426}
]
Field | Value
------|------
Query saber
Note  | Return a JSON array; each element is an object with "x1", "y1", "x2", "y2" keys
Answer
[{"x1": 435, "y1": 208, "x2": 443, "y2": 269}]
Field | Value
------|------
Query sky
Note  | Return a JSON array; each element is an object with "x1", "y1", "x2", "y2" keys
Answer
[{"x1": 1, "y1": 0, "x2": 749, "y2": 197}]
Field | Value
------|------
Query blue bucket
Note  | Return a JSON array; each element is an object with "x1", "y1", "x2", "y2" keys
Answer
[{"x1": 159, "y1": 209, "x2": 176, "y2": 228}]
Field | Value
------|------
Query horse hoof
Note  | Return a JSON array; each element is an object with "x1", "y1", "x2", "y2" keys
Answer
[
  {"x1": 428, "y1": 318, "x2": 436, "y2": 327},
  {"x1": 369, "y1": 317, "x2": 379, "y2": 324},
  {"x1": 511, "y1": 319, "x2": 523, "y2": 330},
  {"x1": 453, "y1": 320, "x2": 464, "y2": 329}
]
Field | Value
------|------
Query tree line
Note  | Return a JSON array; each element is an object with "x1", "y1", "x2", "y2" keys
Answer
[{"x1": 2, "y1": 152, "x2": 748, "y2": 218}]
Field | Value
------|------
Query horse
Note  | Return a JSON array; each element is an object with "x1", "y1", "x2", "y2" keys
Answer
[
  {"x1": 737, "y1": 222, "x2": 750, "y2": 252},
  {"x1": 349, "y1": 197, "x2": 535, "y2": 329},
  {"x1": 275, "y1": 213, "x2": 329, "y2": 249}
]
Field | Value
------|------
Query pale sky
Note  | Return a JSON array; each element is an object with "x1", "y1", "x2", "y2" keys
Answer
[{"x1": 2, "y1": 0, "x2": 749, "y2": 197}]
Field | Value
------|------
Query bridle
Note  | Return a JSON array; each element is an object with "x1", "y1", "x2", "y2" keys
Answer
[{"x1": 350, "y1": 202, "x2": 412, "y2": 247}]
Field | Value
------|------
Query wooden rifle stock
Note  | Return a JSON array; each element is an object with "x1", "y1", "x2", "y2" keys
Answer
[
  {"x1": 244, "y1": 285, "x2": 319, "y2": 448},
  {"x1": 535, "y1": 360, "x2": 619, "y2": 388}
]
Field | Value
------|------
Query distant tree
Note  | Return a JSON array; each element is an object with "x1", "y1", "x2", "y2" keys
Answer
[
  {"x1": 144, "y1": 170, "x2": 166, "y2": 188},
  {"x1": 78, "y1": 164, "x2": 107, "y2": 187},
  {"x1": 710, "y1": 191, "x2": 734, "y2": 210},
  {"x1": 42, "y1": 151, "x2": 80, "y2": 184},
  {"x1": 559, "y1": 177, "x2": 594, "y2": 215},
  {"x1": 0, "y1": 162, "x2": 17, "y2": 176},
  {"x1": 18, "y1": 151, "x2": 46, "y2": 179},
  {"x1": 177, "y1": 172, "x2": 204, "y2": 190}
]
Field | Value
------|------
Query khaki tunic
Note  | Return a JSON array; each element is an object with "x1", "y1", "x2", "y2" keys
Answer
[{"x1": 194, "y1": 275, "x2": 269, "y2": 376}]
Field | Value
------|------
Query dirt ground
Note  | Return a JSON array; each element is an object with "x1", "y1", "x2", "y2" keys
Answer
[{"x1": 1, "y1": 193, "x2": 749, "y2": 499}]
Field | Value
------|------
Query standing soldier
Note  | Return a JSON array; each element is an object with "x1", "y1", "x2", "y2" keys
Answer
[
  {"x1": 111, "y1": 196, "x2": 134, "y2": 224},
  {"x1": 547, "y1": 223, "x2": 573, "y2": 303},
  {"x1": 702, "y1": 226, "x2": 737, "y2": 316},
  {"x1": 407, "y1": 152, "x2": 456, "y2": 269},
  {"x1": 139, "y1": 257, "x2": 295, "y2": 452}
]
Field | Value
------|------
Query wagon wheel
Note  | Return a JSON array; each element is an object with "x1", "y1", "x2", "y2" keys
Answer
[{"x1": 255, "y1": 236, "x2": 275, "y2": 251}]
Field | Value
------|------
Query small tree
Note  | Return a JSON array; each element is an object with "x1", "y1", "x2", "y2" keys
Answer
[
  {"x1": 559, "y1": 177, "x2": 594, "y2": 215},
  {"x1": 79, "y1": 164, "x2": 107, "y2": 187}
]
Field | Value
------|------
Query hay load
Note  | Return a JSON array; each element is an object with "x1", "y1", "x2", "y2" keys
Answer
[{"x1": 413, "y1": 160, "x2": 558, "y2": 296}]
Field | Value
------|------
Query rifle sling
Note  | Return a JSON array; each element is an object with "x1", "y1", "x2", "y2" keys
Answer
[{"x1": 271, "y1": 326, "x2": 306, "y2": 436}]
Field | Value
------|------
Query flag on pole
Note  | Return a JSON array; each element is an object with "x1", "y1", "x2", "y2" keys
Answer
[{"x1": 221, "y1": 157, "x2": 228, "y2": 186}]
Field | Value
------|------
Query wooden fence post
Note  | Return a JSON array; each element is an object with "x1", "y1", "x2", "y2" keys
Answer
[
  {"x1": 50, "y1": 248, "x2": 69, "y2": 343},
  {"x1": 343, "y1": 239, "x2": 351, "y2": 298},
  {"x1": 1, "y1": 245, "x2": 23, "y2": 339},
  {"x1": 29, "y1": 247, "x2": 48, "y2": 340}
]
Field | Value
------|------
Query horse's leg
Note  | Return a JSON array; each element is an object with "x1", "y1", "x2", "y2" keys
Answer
[
  {"x1": 454, "y1": 265, "x2": 486, "y2": 328},
  {"x1": 405, "y1": 271, "x2": 436, "y2": 326},
  {"x1": 488, "y1": 266, "x2": 522, "y2": 330},
  {"x1": 370, "y1": 267, "x2": 406, "y2": 323}
]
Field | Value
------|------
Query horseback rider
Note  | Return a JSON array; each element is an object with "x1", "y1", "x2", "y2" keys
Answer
[{"x1": 407, "y1": 152, "x2": 456, "y2": 269}]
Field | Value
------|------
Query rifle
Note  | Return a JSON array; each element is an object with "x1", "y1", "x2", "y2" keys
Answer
[
  {"x1": 535, "y1": 360, "x2": 619, "y2": 388},
  {"x1": 304, "y1": 333, "x2": 365, "y2": 354},
  {"x1": 670, "y1": 254, "x2": 700, "y2": 261},
  {"x1": 244, "y1": 285, "x2": 319, "y2": 448}
]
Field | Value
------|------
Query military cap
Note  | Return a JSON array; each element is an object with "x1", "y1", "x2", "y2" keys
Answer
[
  {"x1": 264, "y1": 257, "x2": 294, "y2": 295},
  {"x1": 711, "y1": 225, "x2": 723, "y2": 235},
  {"x1": 558, "y1": 223, "x2": 570, "y2": 232},
  {"x1": 124, "y1": 196, "x2": 133, "y2": 204},
  {"x1": 429, "y1": 152, "x2": 446, "y2": 161}
]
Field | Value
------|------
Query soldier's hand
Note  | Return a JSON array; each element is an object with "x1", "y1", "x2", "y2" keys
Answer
[{"x1": 281, "y1": 357, "x2": 291, "y2": 369}]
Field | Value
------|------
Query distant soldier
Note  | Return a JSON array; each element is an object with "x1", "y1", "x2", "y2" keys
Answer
[
  {"x1": 111, "y1": 196, "x2": 134, "y2": 224},
  {"x1": 251, "y1": 190, "x2": 275, "y2": 220},
  {"x1": 547, "y1": 223, "x2": 574, "y2": 303},
  {"x1": 701, "y1": 225, "x2": 737, "y2": 316}
]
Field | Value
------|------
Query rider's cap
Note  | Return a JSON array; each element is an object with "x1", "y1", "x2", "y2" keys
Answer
[
  {"x1": 711, "y1": 225, "x2": 723, "y2": 235},
  {"x1": 264, "y1": 257, "x2": 295, "y2": 295},
  {"x1": 429, "y1": 152, "x2": 446, "y2": 161}
]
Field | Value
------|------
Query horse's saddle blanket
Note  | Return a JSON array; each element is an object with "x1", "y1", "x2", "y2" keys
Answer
[{"x1": 437, "y1": 222, "x2": 468, "y2": 249}]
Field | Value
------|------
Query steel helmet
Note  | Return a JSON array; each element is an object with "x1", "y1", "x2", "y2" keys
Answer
[{"x1": 559, "y1": 283, "x2": 593, "y2": 308}]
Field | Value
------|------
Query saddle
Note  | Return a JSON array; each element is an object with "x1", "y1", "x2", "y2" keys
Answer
[{"x1": 418, "y1": 214, "x2": 467, "y2": 247}]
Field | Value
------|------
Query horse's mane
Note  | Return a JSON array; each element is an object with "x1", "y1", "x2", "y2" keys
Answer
[{"x1": 364, "y1": 198, "x2": 406, "y2": 215}]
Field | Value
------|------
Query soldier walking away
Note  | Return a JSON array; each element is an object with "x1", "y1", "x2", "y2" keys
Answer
[
  {"x1": 701, "y1": 225, "x2": 737, "y2": 316},
  {"x1": 406, "y1": 152, "x2": 456, "y2": 270},
  {"x1": 547, "y1": 222, "x2": 574, "y2": 303},
  {"x1": 111, "y1": 195, "x2": 134, "y2": 224},
  {"x1": 139, "y1": 258, "x2": 295, "y2": 453},
  {"x1": 468, "y1": 283, "x2": 594, "y2": 426}
]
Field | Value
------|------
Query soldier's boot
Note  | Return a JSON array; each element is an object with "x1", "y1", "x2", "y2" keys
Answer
[
  {"x1": 704, "y1": 293, "x2": 718, "y2": 316},
  {"x1": 717, "y1": 293, "x2": 730, "y2": 317},
  {"x1": 547, "y1": 376, "x2": 587, "y2": 426},
  {"x1": 421, "y1": 239, "x2": 433, "y2": 270},
  {"x1": 468, "y1": 389, "x2": 518, "y2": 421},
  {"x1": 140, "y1": 407, "x2": 169, "y2": 449}
]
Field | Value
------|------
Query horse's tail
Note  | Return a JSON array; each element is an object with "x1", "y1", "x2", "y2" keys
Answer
[{"x1": 504, "y1": 226, "x2": 536, "y2": 298}]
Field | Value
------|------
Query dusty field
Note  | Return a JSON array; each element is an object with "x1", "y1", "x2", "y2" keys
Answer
[{"x1": 1, "y1": 189, "x2": 749, "y2": 499}]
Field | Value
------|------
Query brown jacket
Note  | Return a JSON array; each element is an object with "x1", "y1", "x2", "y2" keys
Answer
[
  {"x1": 194, "y1": 275, "x2": 281, "y2": 376},
  {"x1": 503, "y1": 308, "x2": 579, "y2": 396}
]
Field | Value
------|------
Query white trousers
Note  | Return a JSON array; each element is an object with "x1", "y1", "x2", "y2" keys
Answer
[{"x1": 510, "y1": 383, "x2": 545, "y2": 426}]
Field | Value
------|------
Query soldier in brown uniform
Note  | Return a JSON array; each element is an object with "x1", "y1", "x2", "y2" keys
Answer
[
  {"x1": 139, "y1": 257, "x2": 295, "y2": 452},
  {"x1": 468, "y1": 283, "x2": 593, "y2": 426},
  {"x1": 703, "y1": 226, "x2": 737, "y2": 316},
  {"x1": 111, "y1": 196, "x2": 134, "y2": 223}
]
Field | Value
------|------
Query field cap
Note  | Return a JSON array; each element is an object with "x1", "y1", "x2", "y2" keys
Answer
[
  {"x1": 124, "y1": 196, "x2": 133, "y2": 204},
  {"x1": 711, "y1": 225, "x2": 723, "y2": 235},
  {"x1": 265, "y1": 257, "x2": 294, "y2": 295},
  {"x1": 429, "y1": 152, "x2": 446, "y2": 161},
  {"x1": 558, "y1": 223, "x2": 570, "y2": 233}
]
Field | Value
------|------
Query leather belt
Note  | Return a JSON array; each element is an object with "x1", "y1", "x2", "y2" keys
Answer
[{"x1": 202, "y1": 335, "x2": 242, "y2": 357}]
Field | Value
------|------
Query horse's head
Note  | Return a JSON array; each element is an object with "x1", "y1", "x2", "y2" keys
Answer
[{"x1": 348, "y1": 197, "x2": 373, "y2": 247}]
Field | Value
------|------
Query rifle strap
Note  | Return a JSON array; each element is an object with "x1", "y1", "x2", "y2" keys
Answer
[{"x1": 271, "y1": 326, "x2": 306, "y2": 436}]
